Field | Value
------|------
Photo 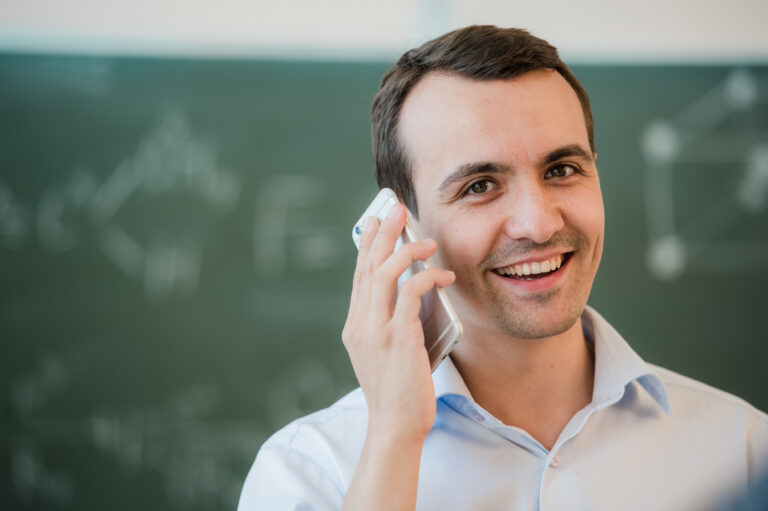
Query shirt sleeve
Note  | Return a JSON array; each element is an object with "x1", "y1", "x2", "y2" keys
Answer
[
  {"x1": 238, "y1": 442, "x2": 345, "y2": 511},
  {"x1": 748, "y1": 407, "x2": 768, "y2": 481}
]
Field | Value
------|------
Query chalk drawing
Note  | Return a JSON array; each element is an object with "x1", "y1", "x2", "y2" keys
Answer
[
  {"x1": 12, "y1": 443, "x2": 74, "y2": 506},
  {"x1": 641, "y1": 69, "x2": 768, "y2": 280},
  {"x1": 10, "y1": 350, "x2": 266, "y2": 509},
  {"x1": 254, "y1": 175, "x2": 343, "y2": 276},
  {"x1": 34, "y1": 107, "x2": 241, "y2": 301}
]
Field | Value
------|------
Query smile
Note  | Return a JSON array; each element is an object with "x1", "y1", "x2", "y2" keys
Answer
[{"x1": 493, "y1": 252, "x2": 574, "y2": 280}]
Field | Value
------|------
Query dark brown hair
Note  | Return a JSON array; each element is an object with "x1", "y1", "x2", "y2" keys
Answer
[{"x1": 371, "y1": 25, "x2": 594, "y2": 217}]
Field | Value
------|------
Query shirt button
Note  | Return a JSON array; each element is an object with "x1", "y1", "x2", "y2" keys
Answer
[
  {"x1": 549, "y1": 455, "x2": 561, "y2": 468},
  {"x1": 470, "y1": 410, "x2": 485, "y2": 422}
]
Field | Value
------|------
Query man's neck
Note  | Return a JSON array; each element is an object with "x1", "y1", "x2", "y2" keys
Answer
[{"x1": 449, "y1": 317, "x2": 595, "y2": 451}]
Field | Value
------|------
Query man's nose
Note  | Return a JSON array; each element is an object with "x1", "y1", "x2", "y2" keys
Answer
[{"x1": 502, "y1": 180, "x2": 564, "y2": 244}]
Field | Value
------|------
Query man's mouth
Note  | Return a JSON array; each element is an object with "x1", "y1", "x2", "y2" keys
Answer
[{"x1": 492, "y1": 252, "x2": 574, "y2": 280}]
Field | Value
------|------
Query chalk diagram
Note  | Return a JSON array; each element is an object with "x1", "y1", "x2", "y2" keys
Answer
[
  {"x1": 2, "y1": 107, "x2": 347, "y2": 294},
  {"x1": 4, "y1": 109, "x2": 257, "y2": 507},
  {"x1": 254, "y1": 174, "x2": 345, "y2": 277},
  {"x1": 3, "y1": 107, "x2": 356, "y2": 508},
  {"x1": 642, "y1": 69, "x2": 768, "y2": 281},
  {"x1": 10, "y1": 353, "x2": 269, "y2": 508},
  {"x1": 35, "y1": 107, "x2": 241, "y2": 301}
]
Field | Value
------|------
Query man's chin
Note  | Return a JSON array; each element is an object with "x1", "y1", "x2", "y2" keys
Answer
[{"x1": 491, "y1": 302, "x2": 583, "y2": 340}]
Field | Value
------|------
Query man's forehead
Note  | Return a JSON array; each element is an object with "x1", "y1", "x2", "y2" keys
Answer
[
  {"x1": 399, "y1": 68, "x2": 572, "y2": 120},
  {"x1": 397, "y1": 69, "x2": 590, "y2": 187}
]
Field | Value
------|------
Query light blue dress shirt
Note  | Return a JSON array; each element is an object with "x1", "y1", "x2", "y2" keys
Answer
[{"x1": 239, "y1": 306, "x2": 768, "y2": 510}]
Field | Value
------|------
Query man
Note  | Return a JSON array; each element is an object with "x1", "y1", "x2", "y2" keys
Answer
[{"x1": 239, "y1": 26, "x2": 768, "y2": 510}]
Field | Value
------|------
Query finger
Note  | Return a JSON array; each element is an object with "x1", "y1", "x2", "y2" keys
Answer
[
  {"x1": 357, "y1": 216, "x2": 379, "y2": 263},
  {"x1": 391, "y1": 268, "x2": 456, "y2": 328},
  {"x1": 367, "y1": 203, "x2": 407, "y2": 269},
  {"x1": 349, "y1": 216, "x2": 379, "y2": 311},
  {"x1": 369, "y1": 239, "x2": 438, "y2": 319}
]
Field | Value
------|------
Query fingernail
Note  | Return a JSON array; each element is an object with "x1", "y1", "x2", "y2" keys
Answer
[
  {"x1": 364, "y1": 216, "x2": 378, "y2": 231},
  {"x1": 387, "y1": 204, "x2": 401, "y2": 219}
]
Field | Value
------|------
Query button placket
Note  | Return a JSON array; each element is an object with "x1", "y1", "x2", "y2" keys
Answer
[{"x1": 549, "y1": 454, "x2": 561, "y2": 468}]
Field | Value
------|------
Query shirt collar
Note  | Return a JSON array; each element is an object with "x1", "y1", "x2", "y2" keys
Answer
[
  {"x1": 433, "y1": 354, "x2": 473, "y2": 400},
  {"x1": 432, "y1": 305, "x2": 671, "y2": 415},
  {"x1": 582, "y1": 305, "x2": 671, "y2": 415}
]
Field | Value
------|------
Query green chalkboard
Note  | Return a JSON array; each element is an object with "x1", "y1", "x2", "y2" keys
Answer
[{"x1": 1, "y1": 55, "x2": 766, "y2": 510}]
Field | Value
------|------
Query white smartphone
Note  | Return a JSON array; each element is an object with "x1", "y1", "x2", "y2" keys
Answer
[{"x1": 352, "y1": 188, "x2": 462, "y2": 372}]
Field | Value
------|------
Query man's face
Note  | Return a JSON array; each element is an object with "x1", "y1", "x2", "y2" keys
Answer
[{"x1": 398, "y1": 69, "x2": 604, "y2": 340}]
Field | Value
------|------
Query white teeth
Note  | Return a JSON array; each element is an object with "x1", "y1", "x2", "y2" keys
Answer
[{"x1": 497, "y1": 254, "x2": 566, "y2": 277}]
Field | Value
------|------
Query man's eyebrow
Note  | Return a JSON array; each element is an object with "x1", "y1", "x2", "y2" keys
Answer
[
  {"x1": 541, "y1": 144, "x2": 594, "y2": 165},
  {"x1": 436, "y1": 144, "x2": 594, "y2": 194},
  {"x1": 437, "y1": 162, "x2": 511, "y2": 193}
]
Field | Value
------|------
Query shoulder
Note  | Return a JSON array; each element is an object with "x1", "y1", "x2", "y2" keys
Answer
[
  {"x1": 264, "y1": 386, "x2": 368, "y2": 455},
  {"x1": 649, "y1": 363, "x2": 768, "y2": 426},
  {"x1": 238, "y1": 387, "x2": 368, "y2": 509}
]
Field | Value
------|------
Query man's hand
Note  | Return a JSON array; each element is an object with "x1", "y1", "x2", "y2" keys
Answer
[{"x1": 341, "y1": 203, "x2": 455, "y2": 510}]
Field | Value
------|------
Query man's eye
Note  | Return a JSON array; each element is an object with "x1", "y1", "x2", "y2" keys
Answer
[
  {"x1": 546, "y1": 164, "x2": 577, "y2": 179},
  {"x1": 466, "y1": 180, "x2": 493, "y2": 195}
]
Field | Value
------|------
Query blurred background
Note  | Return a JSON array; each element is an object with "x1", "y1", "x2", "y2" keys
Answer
[{"x1": 1, "y1": 1, "x2": 767, "y2": 509}]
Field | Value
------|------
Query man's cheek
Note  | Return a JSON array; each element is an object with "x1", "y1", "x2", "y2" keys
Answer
[
  {"x1": 442, "y1": 265, "x2": 483, "y2": 317},
  {"x1": 435, "y1": 236, "x2": 474, "y2": 273},
  {"x1": 438, "y1": 242, "x2": 487, "y2": 303}
]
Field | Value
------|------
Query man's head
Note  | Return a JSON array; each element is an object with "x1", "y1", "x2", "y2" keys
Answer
[
  {"x1": 371, "y1": 25, "x2": 595, "y2": 218},
  {"x1": 371, "y1": 26, "x2": 604, "y2": 341}
]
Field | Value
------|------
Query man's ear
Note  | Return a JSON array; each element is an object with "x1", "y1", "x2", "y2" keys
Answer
[{"x1": 594, "y1": 152, "x2": 598, "y2": 161}]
